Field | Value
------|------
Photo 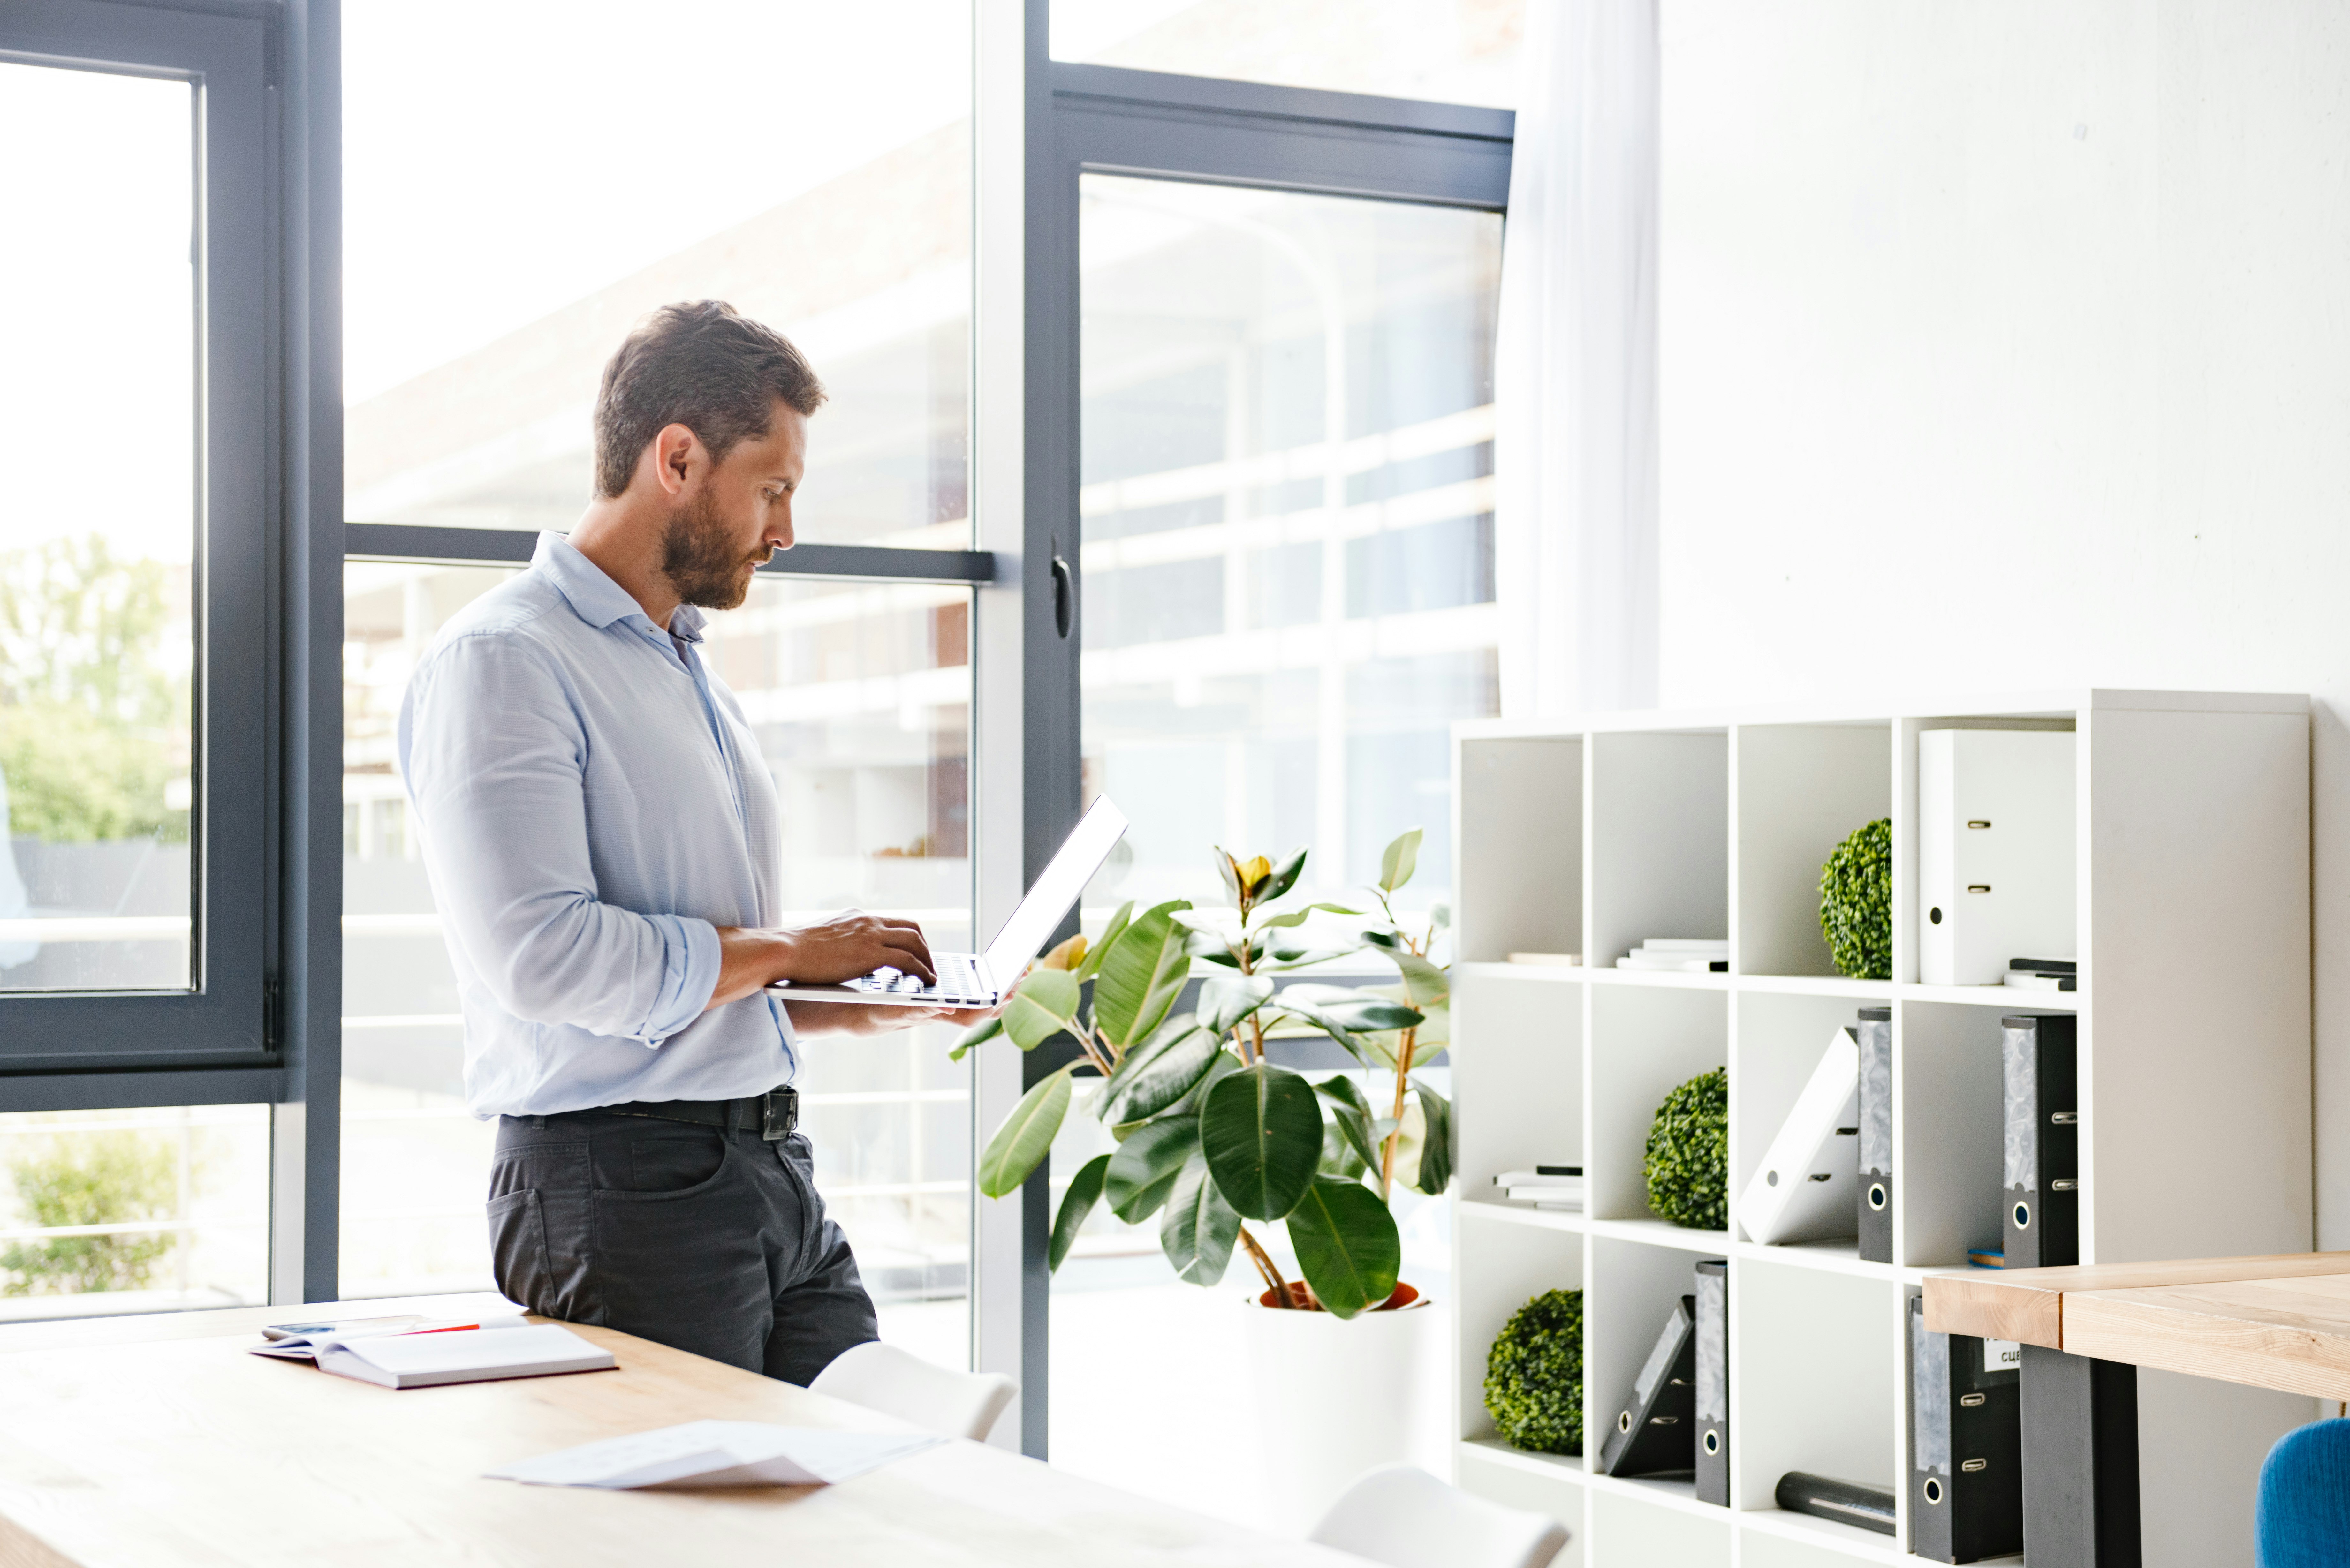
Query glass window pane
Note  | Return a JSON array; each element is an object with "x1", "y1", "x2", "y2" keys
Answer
[
  {"x1": 342, "y1": 2, "x2": 971, "y2": 548},
  {"x1": 1059, "y1": 175, "x2": 1497, "y2": 1519},
  {"x1": 1079, "y1": 175, "x2": 1501, "y2": 918},
  {"x1": 0, "y1": 1104, "x2": 270, "y2": 1319},
  {"x1": 0, "y1": 63, "x2": 196, "y2": 992},
  {"x1": 1051, "y1": 0, "x2": 1526, "y2": 108},
  {"x1": 340, "y1": 565, "x2": 973, "y2": 1355}
]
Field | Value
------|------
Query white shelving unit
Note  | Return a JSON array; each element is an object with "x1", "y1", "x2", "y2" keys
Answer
[{"x1": 1447, "y1": 692, "x2": 2315, "y2": 1568}]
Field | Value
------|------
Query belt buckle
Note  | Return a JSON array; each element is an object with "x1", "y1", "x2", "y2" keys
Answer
[{"x1": 759, "y1": 1087, "x2": 797, "y2": 1142}]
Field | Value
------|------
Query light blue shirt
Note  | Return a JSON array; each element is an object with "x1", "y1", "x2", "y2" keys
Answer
[{"x1": 398, "y1": 532, "x2": 796, "y2": 1117}]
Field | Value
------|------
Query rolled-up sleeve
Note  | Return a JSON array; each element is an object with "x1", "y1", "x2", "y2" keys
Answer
[{"x1": 400, "y1": 634, "x2": 717, "y2": 1045}]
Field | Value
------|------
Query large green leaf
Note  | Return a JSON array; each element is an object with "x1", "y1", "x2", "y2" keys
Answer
[
  {"x1": 1259, "y1": 901, "x2": 1361, "y2": 931},
  {"x1": 1200, "y1": 974, "x2": 1274, "y2": 1036},
  {"x1": 1413, "y1": 1080, "x2": 1454, "y2": 1195},
  {"x1": 1092, "y1": 899, "x2": 1193, "y2": 1049},
  {"x1": 1073, "y1": 901, "x2": 1133, "y2": 982},
  {"x1": 1160, "y1": 1153, "x2": 1240, "y2": 1285},
  {"x1": 1319, "y1": 1120, "x2": 1368, "y2": 1180},
  {"x1": 1157, "y1": 1049, "x2": 1241, "y2": 1122},
  {"x1": 977, "y1": 1067, "x2": 1073, "y2": 1198},
  {"x1": 1201, "y1": 1063, "x2": 1322, "y2": 1221},
  {"x1": 1386, "y1": 949, "x2": 1450, "y2": 1011},
  {"x1": 1103, "y1": 1115, "x2": 1200, "y2": 1222},
  {"x1": 1286, "y1": 1177, "x2": 1401, "y2": 1319},
  {"x1": 1095, "y1": 1017, "x2": 1220, "y2": 1126},
  {"x1": 1049, "y1": 1153, "x2": 1110, "y2": 1271},
  {"x1": 1378, "y1": 828, "x2": 1422, "y2": 893},
  {"x1": 1001, "y1": 967, "x2": 1084, "y2": 1051},
  {"x1": 1258, "y1": 846, "x2": 1308, "y2": 904},
  {"x1": 1265, "y1": 985, "x2": 1425, "y2": 1062},
  {"x1": 1315, "y1": 1075, "x2": 1383, "y2": 1172},
  {"x1": 946, "y1": 1013, "x2": 1002, "y2": 1062}
]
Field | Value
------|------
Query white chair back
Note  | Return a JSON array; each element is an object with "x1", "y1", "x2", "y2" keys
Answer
[
  {"x1": 1308, "y1": 1464, "x2": 1569, "y2": 1568},
  {"x1": 808, "y1": 1341, "x2": 1018, "y2": 1443}
]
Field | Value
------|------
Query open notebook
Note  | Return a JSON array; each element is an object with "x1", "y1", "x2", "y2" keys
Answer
[{"x1": 253, "y1": 1316, "x2": 616, "y2": 1389}]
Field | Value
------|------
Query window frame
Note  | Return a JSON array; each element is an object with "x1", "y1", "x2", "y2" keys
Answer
[{"x1": 0, "y1": 0, "x2": 279, "y2": 1073}]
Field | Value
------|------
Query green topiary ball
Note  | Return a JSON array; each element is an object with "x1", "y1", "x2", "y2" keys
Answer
[
  {"x1": 1644, "y1": 1067, "x2": 1729, "y2": 1229},
  {"x1": 1818, "y1": 818, "x2": 1893, "y2": 980},
  {"x1": 1484, "y1": 1287, "x2": 1584, "y2": 1453}
]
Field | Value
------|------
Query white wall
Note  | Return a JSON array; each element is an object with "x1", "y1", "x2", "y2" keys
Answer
[{"x1": 1658, "y1": 0, "x2": 2350, "y2": 1246}]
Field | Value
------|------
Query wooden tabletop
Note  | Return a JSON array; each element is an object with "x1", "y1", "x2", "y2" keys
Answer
[
  {"x1": 1922, "y1": 1252, "x2": 2350, "y2": 1403},
  {"x1": 0, "y1": 1297, "x2": 1362, "y2": 1568}
]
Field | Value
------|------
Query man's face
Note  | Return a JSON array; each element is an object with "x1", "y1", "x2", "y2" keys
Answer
[{"x1": 660, "y1": 401, "x2": 807, "y2": 611}]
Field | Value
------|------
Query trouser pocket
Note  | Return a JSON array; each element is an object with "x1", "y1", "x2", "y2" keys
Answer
[{"x1": 486, "y1": 1187, "x2": 552, "y2": 1312}]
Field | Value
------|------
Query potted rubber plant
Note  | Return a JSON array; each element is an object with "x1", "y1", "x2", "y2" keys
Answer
[{"x1": 953, "y1": 827, "x2": 1453, "y2": 1526}]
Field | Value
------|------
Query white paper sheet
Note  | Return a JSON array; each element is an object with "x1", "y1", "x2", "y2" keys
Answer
[{"x1": 486, "y1": 1421, "x2": 944, "y2": 1489}]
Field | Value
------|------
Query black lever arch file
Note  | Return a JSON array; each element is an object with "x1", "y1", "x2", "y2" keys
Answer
[
  {"x1": 1910, "y1": 1295, "x2": 2023, "y2": 1562},
  {"x1": 1600, "y1": 1295, "x2": 1697, "y2": 1478},
  {"x1": 1694, "y1": 1260, "x2": 1729, "y2": 1504},
  {"x1": 2001, "y1": 1012, "x2": 2079, "y2": 1269},
  {"x1": 1857, "y1": 1005, "x2": 1893, "y2": 1263}
]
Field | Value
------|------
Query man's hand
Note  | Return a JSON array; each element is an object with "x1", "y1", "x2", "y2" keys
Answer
[
  {"x1": 705, "y1": 910, "x2": 939, "y2": 1012},
  {"x1": 782, "y1": 1000, "x2": 997, "y2": 1039}
]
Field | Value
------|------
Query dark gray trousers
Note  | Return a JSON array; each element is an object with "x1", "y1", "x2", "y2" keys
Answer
[{"x1": 486, "y1": 1109, "x2": 878, "y2": 1384}]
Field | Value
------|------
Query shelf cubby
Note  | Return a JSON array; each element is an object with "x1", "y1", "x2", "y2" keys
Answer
[
  {"x1": 1589, "y1": 1484, "x2": 1731, "y2": 1566},
  {"x1": 1891, "y1": 1001, "x2": 2007, "y2": 1270},
  {"x1": 1733, "y1": 722, "x2": 1892, "y2": 978},
  {"x1": 1587, "y1": 728, "x2": 1727, "y2": 971},
  {"x1": 1588, "y1": 983, "x2": 1726, "y2": 1224},
  {"x1": 1457, "y1": 734, "x2": 1583, "y2": 964},
  {"x1": 1730, "y1": 990, "x2": 1889, "y2": 1245},
  {"x1": 1451, "y1": 692, "x2": 2315, "y2": 1568},
  {"x1": 1586, "y1": 1234, "x2": 1722, "y2": 1495},
  {"x1": 1733, "y1": 1260, "x2": 1900, "y2": 1518},
  {"x1": 1454, "y1": 1217, "x2": 1584, "y2": 1454},
  {"x1": 1453, "y1": 971, "x2": 1582, "y2": 1200}
]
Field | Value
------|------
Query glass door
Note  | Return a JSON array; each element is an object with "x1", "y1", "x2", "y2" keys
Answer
[{"x1": 1052, "y1": 172, "x2": 1501, "y2": 1518}]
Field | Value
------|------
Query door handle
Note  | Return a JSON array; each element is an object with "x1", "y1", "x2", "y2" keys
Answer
[{"x1": 1050, "y1": 538, "x2": 1074, "y2": 640}]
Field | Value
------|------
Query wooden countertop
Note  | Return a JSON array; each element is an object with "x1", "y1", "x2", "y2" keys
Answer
[
  {"x1": 1922, "y1": 1253, "x2": 2350, "y2": 1403},
  {"x1": 0, "y1": 1297, "x2": 1360, "y2": 1568}
]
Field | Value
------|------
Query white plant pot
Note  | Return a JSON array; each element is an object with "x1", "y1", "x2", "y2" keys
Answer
[{"x1": 1241, "y1": 1286, "x2": 1445, "y2": 1535}]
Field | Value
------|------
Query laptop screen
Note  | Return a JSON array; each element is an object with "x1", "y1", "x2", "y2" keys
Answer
[{"x1": 982, "y1": 797, "x2": 1130, "y2": 977}]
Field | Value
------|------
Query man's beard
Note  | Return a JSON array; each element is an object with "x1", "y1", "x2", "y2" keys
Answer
[{"x1": 660, "y1": 490, "x2": 762, "y2": 610}]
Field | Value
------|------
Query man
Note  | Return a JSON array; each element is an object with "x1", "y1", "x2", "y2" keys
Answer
[{"x1": 399, "y1": 300, "x2": 978, "y2": 1383}]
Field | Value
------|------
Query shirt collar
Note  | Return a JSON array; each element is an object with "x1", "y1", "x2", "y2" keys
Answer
[{"x1": 531, "y1": 531, "x2": 704, "y2": 642}]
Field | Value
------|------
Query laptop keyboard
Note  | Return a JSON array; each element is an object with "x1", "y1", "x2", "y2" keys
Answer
[{"x1": 842, "y1": 953, "x2": 987, "y2": 1005}]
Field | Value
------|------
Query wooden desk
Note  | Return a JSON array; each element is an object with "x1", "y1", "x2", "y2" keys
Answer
[
  {"x1": 0, "y1": 1297, "x2": 1362, "y2": 1568},
  {"x1": 1924, "y1": 1251, "x2": 2350, "y2": 1388},
  {"x1": 1924, "y1": 1255, "x2": 2350, "y2": 1568}
]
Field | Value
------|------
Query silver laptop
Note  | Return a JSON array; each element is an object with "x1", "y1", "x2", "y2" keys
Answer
[{"x1": 765, "y1": 796, "x2": 1128, "y2": 1007}]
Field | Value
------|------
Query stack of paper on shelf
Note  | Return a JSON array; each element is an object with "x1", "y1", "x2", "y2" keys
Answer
[
  {"x1": 1616, "y1": 939, "x2": 1729, "y2": 973},
  {"x1": 1494, "y1": 1167, "x2": 1584, "y2": 1209},
  {"x1": 2001, "y1": 957, "x2": 2076, "y2": 991}
]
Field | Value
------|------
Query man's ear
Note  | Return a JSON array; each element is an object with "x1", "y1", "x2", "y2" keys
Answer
[{"x1": 650, "y1": 422, "x2": 701, "y2": 498}]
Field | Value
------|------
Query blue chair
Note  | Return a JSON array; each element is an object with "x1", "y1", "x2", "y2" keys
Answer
[{"x1": 2258, "y1": 1418, "x2": 2350, "y2": 1567}]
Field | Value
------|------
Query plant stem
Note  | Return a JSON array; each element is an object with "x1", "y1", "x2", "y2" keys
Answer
[
  {"x1": 1378, "y1": 1026, "x2": 1419, "y2": 1201},
  {"x1": 1237, "y1": 1224, "x2": 1294, "y2": 1307}
]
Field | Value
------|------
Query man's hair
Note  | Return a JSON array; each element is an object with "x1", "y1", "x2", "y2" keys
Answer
[{"x1": 592, "y1": 301, "x2": 826, "y2": 498}]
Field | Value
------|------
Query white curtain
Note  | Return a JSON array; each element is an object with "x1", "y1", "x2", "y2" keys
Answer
[{"x1": 1493, "y1": 0, "x2": 1660, "y2": 717}]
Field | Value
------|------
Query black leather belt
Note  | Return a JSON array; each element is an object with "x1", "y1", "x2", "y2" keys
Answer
[{"x1": 596, "y1": 1086, "x2": 798, "y2": 1141}]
